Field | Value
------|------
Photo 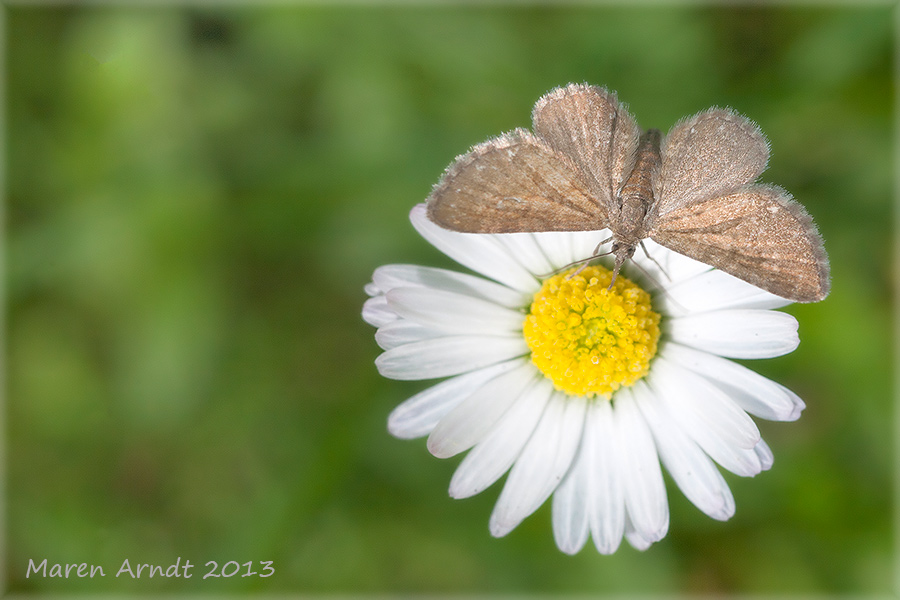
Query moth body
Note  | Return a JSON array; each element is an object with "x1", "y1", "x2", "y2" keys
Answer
[
  {"x1": 425, "y1": 84, "x2": 830, "y2": 303},
  {"x1": 610, "y1": 128, "x2": 662, "y2": 284}
]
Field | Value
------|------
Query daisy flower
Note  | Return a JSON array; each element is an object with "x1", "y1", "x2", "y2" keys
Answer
[{"x1": 363, "y1": 204, "x2": 805, "y2": 554}]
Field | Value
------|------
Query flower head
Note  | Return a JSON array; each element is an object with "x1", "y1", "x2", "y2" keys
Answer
[{"x1": 363, "y1": 204, "x2": 805, "y2": 553}]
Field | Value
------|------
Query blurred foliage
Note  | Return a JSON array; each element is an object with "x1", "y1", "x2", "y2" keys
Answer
[{"x1": 6, "y1": 4, "x2": 892, "y2": 595}]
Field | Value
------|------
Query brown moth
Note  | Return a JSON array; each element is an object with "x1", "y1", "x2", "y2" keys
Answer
[{"x1": 426, "y1": 83, "x2": 830, "y2": 303}]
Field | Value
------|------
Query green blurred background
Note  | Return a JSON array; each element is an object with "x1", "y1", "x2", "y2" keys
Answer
[{"x1": 6, "y1": 4, "x2": 893, "y2": 595}]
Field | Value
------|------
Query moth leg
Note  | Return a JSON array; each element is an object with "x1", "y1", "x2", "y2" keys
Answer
[
  {"x1": 563, "y1": 235, "x2": 615, "y2": 278},
  {"x1": 639, "y1": 240, "x2": 671, "y2": 281},
  {"x1": 592, "y1": 235, "x2": 614, "y2": 257}
]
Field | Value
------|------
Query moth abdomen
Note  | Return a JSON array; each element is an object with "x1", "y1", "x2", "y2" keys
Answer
[{"x1": 616, "y1": 128, "x2": 661, "y2": 235}]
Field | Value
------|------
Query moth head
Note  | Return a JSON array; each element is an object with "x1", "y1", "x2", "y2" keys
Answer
[{"x1": 610, "y1": 241, "x2": 637, "y2": 261}]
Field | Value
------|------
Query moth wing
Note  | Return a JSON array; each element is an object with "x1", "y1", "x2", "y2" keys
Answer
[
  {"x1": 531, "y1": 83, "x2": 642, "y2": 213},
  {"x1": 654, "y1": 108, "x2": 769, "y2": 218},
  {"x1": 426, "y1": 129, "x2": 608, "y2": 233},
  {"x1": 650, "y1": 184, "x2": 830, "y2": 303}
]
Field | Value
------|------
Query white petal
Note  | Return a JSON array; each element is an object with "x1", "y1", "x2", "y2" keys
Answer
[
  {"x1": 652, "y1": 358, "x2": 761, "y2": 447},
  {"x1": 613, "y1": 388, "x2": 669, "y2": 543},
  {"x1": 450, "y1": 378, "x2": 553, "y2": 499},
  {"x1": 700, "y1": 438, "x2": 763, "y2": 477},
  {"x1": 364, "y1": 282, "x2": 381, "y2": 297},
  {"x1": 660, "y1": 268, "x2": 794, "y2": 316},
  {"x1": 386, "y1": 287, "x2": 524, "y2": 334},
  {"x1": 551, "y1": 394, "x2": 623, "y2": 556},
  {"x1": 427, "y1": 360, "x2": 534, "y2": 458},
  {"x1": 492, "y1": 232, "x2": 555, "y2": 276},
  {"x1": 668, "y1": 309, "x2": 799, "y2": 359},
  {"x1": 633, "y1": 380, "x2": 735, "y2": 521},
  {"x1": 375, "y1": 335, "x2": 527, "y2": 380},
  {"x1": 533, "y1": 232, "x2": 581, "y2": 270},
  {"x1": 387, "y1": 360, "x2": 525, "y2": 439},
  {"x1": 534, "y1": 230, "x2": 609, "y2": 272},
  {"x1": 489, "y1": 392, "x2": 587, "y2": 537},
  {"x1": 623, "y1": 513, "x2": 656, "y2": 551},
  {"x1": 754, "y1": 438, "x2": 774, "y2": 471},
  {"x1": 410, "y1": 204, "x2": 540, "y2": 292},
  {"x1": 662, "y1": 343, "x2": 805, "y2": 421},
  {"x1": 362, "y1": 295, "x2": 398, "y2": 327},
  {"x1": 586, "y1": 400, "x2": 625, "y2": 554},
  {"x1": 776, "y1": 382, "x2": 806, "y2": 421},
  {"x1": 552, "y1": 437, "x2": 591, "y2": 555},
  {"x1": 569, "y1": 230, "x2": 611, "y2": 267},
  {"x1": 638, "y1": 239, "x2": 712, "y2": 285},
  {"x1": 649, "y1": 360, "x2": 764, "y2": 477},
  {"x1": 375, "y1": 320, "x2": 445, "y2": 349},
  {"x1": 372, "y1": 263, "x2": 528, "y2": 308}
]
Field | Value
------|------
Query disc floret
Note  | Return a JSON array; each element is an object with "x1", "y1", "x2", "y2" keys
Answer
[{"x1": 523, "y1": 266, "x2": 660, "y2": 398}]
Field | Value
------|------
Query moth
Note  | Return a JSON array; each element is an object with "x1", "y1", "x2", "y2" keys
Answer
[{"x1": 425, "y1": 84, "x2": 830, "y2": 303}]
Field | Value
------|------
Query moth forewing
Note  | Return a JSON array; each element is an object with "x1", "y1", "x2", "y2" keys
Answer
[
  {"x1": 425, "y1": 129, "x2": 607, "y2": 234},
  {"x1": 532, "y1": 83, "x2": 642, "y2": 211},
  {"x1": 649, "y1": 184, "x2": 830, "y2": 303}
]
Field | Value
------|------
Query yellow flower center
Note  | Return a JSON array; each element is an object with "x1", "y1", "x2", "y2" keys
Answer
[{"x1": 523, "y1": 265, "x2": 660, "y2": 398}]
